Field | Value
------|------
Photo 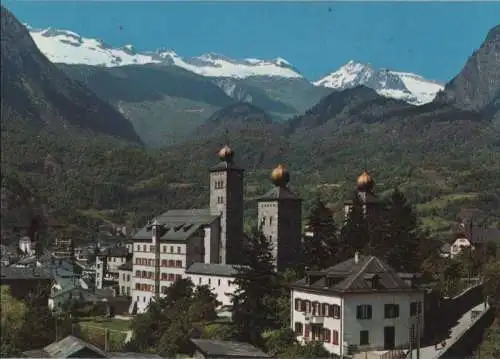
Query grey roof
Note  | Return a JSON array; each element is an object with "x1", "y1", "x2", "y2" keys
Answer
[
  {"x1": 293, "y1": 255, "x2": 417, "y2": 294},
  {"x1": 0, "y1": 266, "x2": 53, "y2": 280},
  {"x1": 43, "y1": 335, "x2": 107, "y2": 358},
  {"x1": 133, "y1": 208, "x2": 219, "y2": 241},
  {"x1": 186, "y1": 263, "x2": 242, "y2": 277},
  {"x1": 190, "y1": 339, "x2": 271, "y2": 358},
  {"x1": 258, "y1": 186, "x2": 300, "y2": 201},
  {"x1": 98, "y1": 246, "x2": 130, "y2": 258},
  {"x1": 51, "y1": 287, "x2": 105, "y2": 302},
  {"x1": 210, "y1": 160, "x2": 244, "y2": 172},
  {"x1": 118, "y1": 260, "x2": 133, "y2": 271}
]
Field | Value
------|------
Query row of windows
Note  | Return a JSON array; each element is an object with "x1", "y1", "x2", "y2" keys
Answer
[
  {"x1": 196, "y1": 277, "x2": 232, "y2": 287},
  {"x1": 121, "y1": 273, "x2": 131, "y2": 282},
  {"x1": 295, "y1": 300, "x2": 422, "y2": 320},
  {"x1": 134, "y1": 258, "x2": 183, "y2": 267},
  {"x1": 261, "y1": 216, "x2": 274, "y2": 226},
  {"x1": 295, "y1": 323, "x2": 340, "y2": 345},
  {"x1": 135, "y1": 271, "x2": 183, "y2": 281},
  {"x1": 216, "y1": 196, "x2": 225, "y2": 204},
  {"x1": 214, "y1": 180, "x2": 225, "y2": 189},
  {"x1": 295, "y1": 323, "x2": 370, "y2": 346},
  {"x1": 120, "y1": 286, "x2": 131, "y2": 296},
  {"x1": 135, "y1": 275, "x2": 183, "y2": 291},
  {"x1": 294, "y1": 299, "x2": 341, "y2": 318},
  {"x1": 136, "y1": 245, "x2": 182, "y2": 254}
]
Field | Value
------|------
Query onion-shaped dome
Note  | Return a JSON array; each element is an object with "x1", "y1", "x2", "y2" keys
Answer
[
  {"x1": 356, "y1": 170, "x2": 374, "y2": 192},
  {"x1": 271, "y1": 164, "x2": 290, "y2": 187},
  {"x1": 218, "y1": 145, "x2": 234, "y2": 162}
]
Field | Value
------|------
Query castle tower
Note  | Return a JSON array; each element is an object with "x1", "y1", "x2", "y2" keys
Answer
[
  {"x1": 344, "y1": 169, "x2": 381, "y2": 220},
  {"x1": 209, "y1": 145, "x2": 244, "y2": 264},
  {"x1": 257, "y1": 164, "x2": 302, "y2": 271}
]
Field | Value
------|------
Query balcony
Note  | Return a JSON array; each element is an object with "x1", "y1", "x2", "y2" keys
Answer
[{"x1": 304, "y1": 314, "x2": 324, "y2": 324}]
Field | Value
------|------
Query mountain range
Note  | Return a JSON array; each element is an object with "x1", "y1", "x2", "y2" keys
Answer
[
  {"x1": 24, "y1": 25, "x2": 448, "y2": 147},
  {"x1": 1, "y1": 5, "x2": 499, "y2": 242}
]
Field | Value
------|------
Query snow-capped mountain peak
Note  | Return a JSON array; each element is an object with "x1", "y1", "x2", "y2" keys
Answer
[
  {"x1": 314, "y1": 61, "x2": 443, "y2": 105},
  {"x1": 27, "y1": 25, "x2": 302, "y2": 79}
]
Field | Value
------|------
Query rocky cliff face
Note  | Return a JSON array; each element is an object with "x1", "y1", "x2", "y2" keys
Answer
[
  {"x1": 436, "y1": 25, "x2": 500, "y2": 113},
  {"x1": 1, "y1": 6, "x2": 142, "y2": 143}
]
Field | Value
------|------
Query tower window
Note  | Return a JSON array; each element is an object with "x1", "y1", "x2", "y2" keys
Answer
[{"x1": 269, "y1": 216, "x2": 273, "y2": 226}]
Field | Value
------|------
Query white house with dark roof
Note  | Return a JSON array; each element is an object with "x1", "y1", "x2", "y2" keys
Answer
[
  {"x1": 290, "y1": 253, "x2": 424, "y2": 357},
  {"x1": 118, "y1": 259, "x2": 132, "y2": 297},
  {"x1": 186, "y1": 263, "x2": 240, "y2": 307},
  {"x1": 95, "y1": 245, "x2": 131, "y2": 290}
]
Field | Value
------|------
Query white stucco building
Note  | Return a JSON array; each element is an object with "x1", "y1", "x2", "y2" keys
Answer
[
  {"x1": 290, "y1": 253, "x2": 424, "y2": 357},
  {"x1": 185, "y1": 262, "x2": 240, "y2": 307},
  {"x1": 118, "y1": 260, "x2": 132, "y2": 297},
  {"x1": 95, "y1": 246, "x2": 131, "y2": 289}
]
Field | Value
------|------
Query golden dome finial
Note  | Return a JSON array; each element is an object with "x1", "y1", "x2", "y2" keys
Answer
[
  {"x1": 271, "y1": 164, "x2": 290, "y2": 187},
  {"x1": 218, "y1": 145, "x2": 233, "y2": 162},
  {"x1": 356, "y1": 169, "x2": 374, "y2": 192}
]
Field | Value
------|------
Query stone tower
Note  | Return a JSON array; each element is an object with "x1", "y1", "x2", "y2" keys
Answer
[
  {"x1": 209, "y1": 145, "x2": 244, "y2": 264},
  {"x1": 344, "y1": 169, "x2": 381, "y2": 220},
  {"x1": 257, "y1": 164, "x2": 302, "y2": 271}
]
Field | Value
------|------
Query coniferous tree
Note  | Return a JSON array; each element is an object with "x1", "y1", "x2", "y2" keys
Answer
[
  {"x1": 303, "y1": 197, "x2": 340, "y2": 269},
  {"x1": 385, "y1": 187, "x2": 422, "y2": 272},
  {"x1": 231, "y1": 228, "x2": 279, "y2": 347},
  {"x1": 341, "y1": 193, "x2": 370, "y2": 258}
]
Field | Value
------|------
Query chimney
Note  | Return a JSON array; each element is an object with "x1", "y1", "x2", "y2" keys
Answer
[{"x1": 354, "y1": 252, "x2": 359, "y2": 264}]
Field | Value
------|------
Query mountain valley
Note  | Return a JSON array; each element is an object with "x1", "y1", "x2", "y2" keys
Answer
[{"x1": 1, "y1": 5, "x2": 499, "y2": 245}]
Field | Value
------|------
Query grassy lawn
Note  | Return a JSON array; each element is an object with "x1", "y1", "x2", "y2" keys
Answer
[{"x1": 77, "y1": 316, "x2": 130, "y2": 332}]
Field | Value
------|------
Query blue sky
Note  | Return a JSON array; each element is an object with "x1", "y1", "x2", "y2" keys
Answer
[{"x1": 3, "y1": 1, "x2": 499, "y2": 82}]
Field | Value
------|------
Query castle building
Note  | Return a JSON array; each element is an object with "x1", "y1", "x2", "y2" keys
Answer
[
  {"x1": 344, "y1": 170, "x2": 383, "y2": 220},
  {"x1": 209, "y1": 145, "x2": 245, "y2": 265},
  {"x1": 258, "y1": 164, "x2": 302, "y2": 271}
]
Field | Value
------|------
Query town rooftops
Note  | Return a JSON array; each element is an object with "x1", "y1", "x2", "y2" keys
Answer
[
  {"x1": 22, "y1": 335, "x2": 107, "y2": 358},
  {"x1": 293, "y1": 254, "x2": 419, "y2": 294},
  {"x1": 258, "y1": 186, "x2": 300, "y2": 201},
  {"x1": 186, "y1": 263, "x2": 244, "y2": 277},
  {"x1": 190, "y1": 339, "x2": 271, "y2": 358},
  {"x1": 0, "y1": 266, "x2": 53, "y2": 280},
  {"x1": 133, "y1": 208, "x2": 219, "y2": 241},
  {"x1": 118, "y1": 260, "x2": 133, "y2": 271},
  {"x1": 97, "y1": 246, "x2": 130, "y2": 258}
]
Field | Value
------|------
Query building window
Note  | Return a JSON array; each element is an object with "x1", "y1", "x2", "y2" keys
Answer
[
  {"x1": 175, "y1": 274, "x2": 182, "y2": 281},
  {"x1": 175, "y1": 260, "x2": 182, "y2": 268},
  {"x1": 294, "y1": 322, "x2": 303, "y2": 335},
  {"x1": 218, "y1": 279, "x2": 221, "y2": 286},
  {"x1": 384, "y1": 304, "x2": 400, "y2": 319},
  {"x1": 332, "y1": 330, "x2": 339, "y2": 345},
  {"x1": 177, "y1": 246, "x2": 181, "y2": 254},
  {"x1": 127, "y1": 287, "x2": 130, "y2": 296},
  {"x1": 170, "y1": 246, "x2": 173, "y2": 253},
  {"x1": 269, "y1": 216, "x2": 273, "y2": 226},
  {"x1": 360, "y1": 330, "x2": 369, "y2": 345},
  {"x1": 199, "y1": 278, "x2": 202, "y2": 284},
  {"x1": 356, "y1": 305, "x2": 372, "y2": 320},
  {"x1": 162, "y1": 246, "x2": 166, "y2": 253},
  {"x1": 208, "y1": 278, "x2": 211, "y2": 285},
  {"x1": 331, "y1": 304, "x2": 341, "y2": 319},
  {"x1": 410, "y1": 301, "x2": 422, "y2": 316},
  {"x1": 323, "y1": 328, "x2": 331, "y2": 343}
]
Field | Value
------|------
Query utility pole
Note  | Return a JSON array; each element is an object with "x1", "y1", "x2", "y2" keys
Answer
[{"x1": 104, "y1": 328, "x2": 108, "y2": 352}]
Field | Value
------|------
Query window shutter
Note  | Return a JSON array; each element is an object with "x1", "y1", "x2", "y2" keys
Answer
[
  {"x1": 332, "y1": 330, "x2": 339, "y2": 345},
  {"x1": 304, "y1": 324, "x2": 310, "y2": 339},
  {"x1": 295, "y1": 299, "x2": 300, "y2": 310},
  {"x1": 368, "y1": 305, "x2": 372, "y2": 319},
  {"x1": 325, "y1": 329, "x2": 331, "y2": 343},
  {"x1": 356, "y1": 305, "x2": 362, "y2": 319}
]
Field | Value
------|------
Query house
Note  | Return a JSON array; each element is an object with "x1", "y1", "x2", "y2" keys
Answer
[
  {"x1": 190, "y1": 339, "x2": 271, "y2": 359},
  {"x1": 21, "y1": 335, "x2": 160, "y2": 358},
  {"x1": 118, "y1": 259, "x2": 132, "y2": 297},
  {"x1": 0, "y1": 266, "x2": 53, "y2": 300},
  {"x1": 449, "y1": 217, "x2": 500, "y2": 258},
  {"x1": 185, "y1": 262, "x2": 240, "y2": 307},
  {"x1": 95, "y1": 245, "x2": 131, "y2": 289},
  {"x1": 290, "y1": 253, "x2": 425, "y2": 357}
]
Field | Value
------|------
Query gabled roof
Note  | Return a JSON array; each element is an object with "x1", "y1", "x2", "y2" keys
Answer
[
  {"x1": 133, "y1": 209, "x2": 219, "y2": 241},
  {"x1": 190, "y1": 339, "x2": 271, "y2": 358},
  {"x1": 23, "y1": 335, "x2": 107, "y2": 358},
  {"x1": 258, "y1": 186, "x2": 300, "y2": 201},
  {"x1": 293, "y1": 255, "x2": 417, "y2": 294},
  {"x1": 97, "y1": 246, "x2": 130, "y2": 258}
]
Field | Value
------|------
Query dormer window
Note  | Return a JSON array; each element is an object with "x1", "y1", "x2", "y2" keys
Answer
[{"x1": 364, "y1": 274, "x2": 379, "y2": 288}]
